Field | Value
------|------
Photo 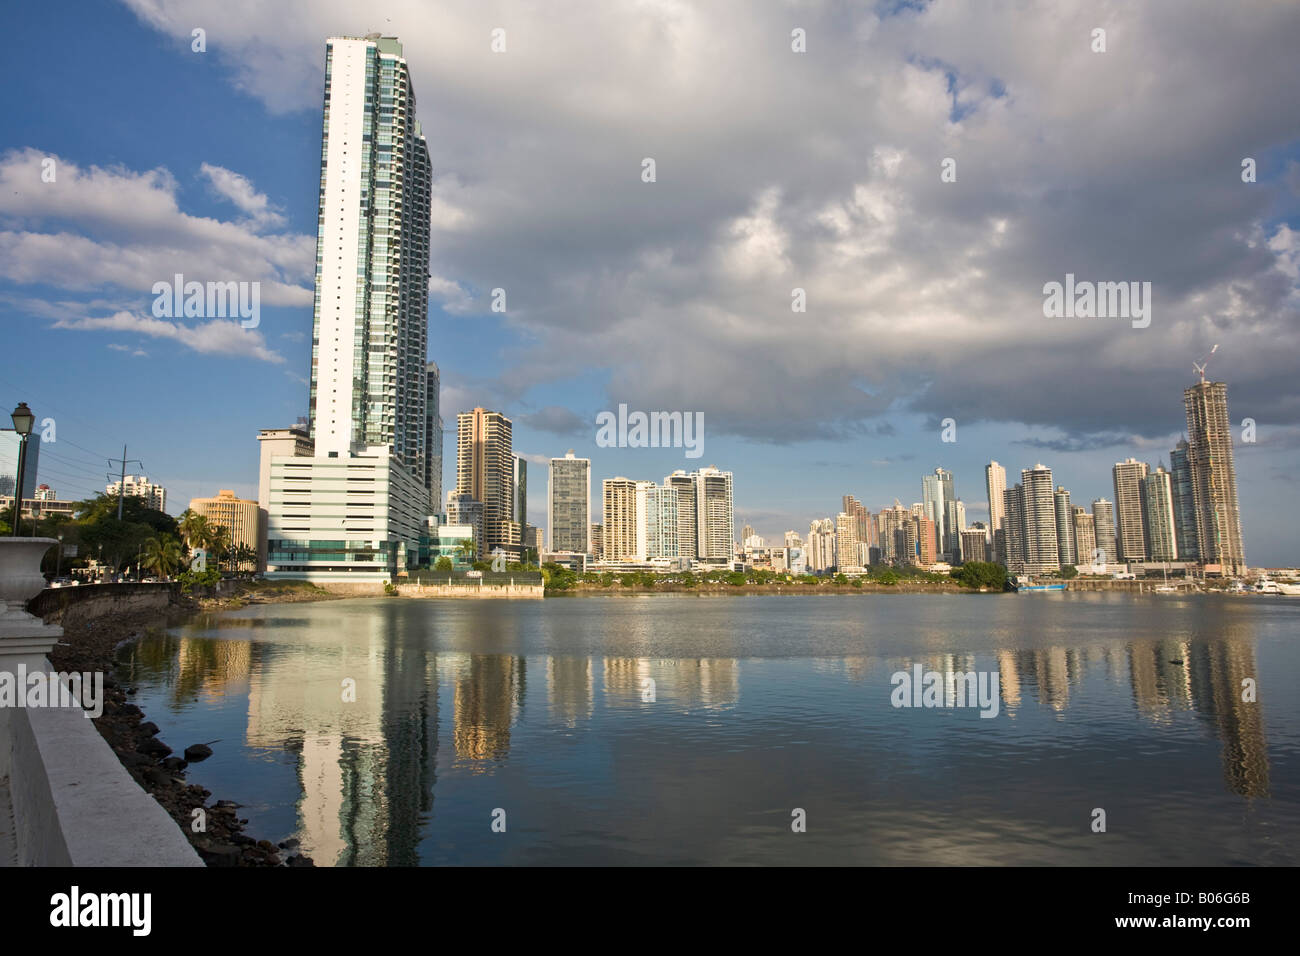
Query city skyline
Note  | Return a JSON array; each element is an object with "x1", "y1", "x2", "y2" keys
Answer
[{"x1": 1, "y1": 3, "x2": 1298, "y2": 564}]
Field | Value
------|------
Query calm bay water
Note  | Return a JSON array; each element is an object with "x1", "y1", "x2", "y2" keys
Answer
[{"x1": 119, "y1": 592, "x2": 1300, "y2": 866}]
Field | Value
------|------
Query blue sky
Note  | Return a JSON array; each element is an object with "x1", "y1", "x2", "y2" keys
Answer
[{"x1": 2, "y1": 0, "x2": 1298, "y2": 564}]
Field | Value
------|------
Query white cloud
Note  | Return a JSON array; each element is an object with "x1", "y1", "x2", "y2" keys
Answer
[
  {"x1": 55, "y1": 311, "x2": 285, "y2": 363},
  {"x1": 0, "y1": 148, "x2": 312, "y2": 308},
  {"x1": 114, "y1": 0, "x2": 1300, "y2": 440},
  {"x1": 199, "y1": 162, "x2": 286, "y2": 229}
]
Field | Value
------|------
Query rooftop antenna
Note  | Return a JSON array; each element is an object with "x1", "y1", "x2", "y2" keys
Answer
[{"x1": 1193, "y1": 343, "x2": 1219, "y2": 384}]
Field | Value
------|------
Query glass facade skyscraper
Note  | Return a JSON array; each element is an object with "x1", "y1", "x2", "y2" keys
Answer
[{"x1": 309, "y1": 35, "x2": 432, "y2": 484}]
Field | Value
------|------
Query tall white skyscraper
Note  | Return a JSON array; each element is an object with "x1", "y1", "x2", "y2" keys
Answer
[
  {"x1": 1019, "y1": 464, "x2": 1060, "y2": 575},
  {"x1": 263, "y1": 36, "x2": 433, "y2": 581},
  {"x1": 310, "y1": 36, "x2": 432, "y2": 474},
  {"x1": 1091, "y1": 498, "x2": 1117, "y2": 565},
  {"x1": 694, "y1": 466, "x2": 735, "y2": 564}
]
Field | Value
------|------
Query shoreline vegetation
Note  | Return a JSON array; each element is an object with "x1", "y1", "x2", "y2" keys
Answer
[
  {"x1": 541, "y1": 561, "x2": 1011, "y2": 594},
  {"x1": 46, "y1": 579, "x2": 334, "y2": 866}
]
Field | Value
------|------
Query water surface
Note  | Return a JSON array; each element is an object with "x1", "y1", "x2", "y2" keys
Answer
[{"x1": 119, "y1": 593, "x2": 1300, "y2": 865}]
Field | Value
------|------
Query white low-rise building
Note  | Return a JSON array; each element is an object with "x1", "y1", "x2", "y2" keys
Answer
[{"x1": 264, "y1": 447, "x2": 428, "y2": 582}]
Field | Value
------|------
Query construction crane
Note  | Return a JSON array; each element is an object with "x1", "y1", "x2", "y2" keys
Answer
[{"x1": 1193, "y1": 344, "x2": 1219, "y2": 383}]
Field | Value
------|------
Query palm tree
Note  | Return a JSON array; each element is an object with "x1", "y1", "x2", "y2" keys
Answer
[
  {"x1": 203, "y1": 524, "x2": 232, "y2": 571},
  {"x1": 232, "y1": 543, "x2": 257, "y2": 575},
  {"x1": 141, "y1": 535, "x2": 183, "y2": 581},
  {"x1": 178, "y1": 509, "x2": 208, "y2": 550},
  {"x1": 456, "y1": 538, "x2": 476, "y2": 564}
]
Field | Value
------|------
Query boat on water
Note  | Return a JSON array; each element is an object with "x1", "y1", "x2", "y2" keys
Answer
[
  {"x1": 1254, "y1": 578, "x2": 1300, "y2": 595},
  {"x1": 1007, "y1": 577, "x2": 1066, "y2": 592}
]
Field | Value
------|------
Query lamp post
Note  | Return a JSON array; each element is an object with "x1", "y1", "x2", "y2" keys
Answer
[{"x1": 9, "y1": 402, "x2": 35, "y2": 537}]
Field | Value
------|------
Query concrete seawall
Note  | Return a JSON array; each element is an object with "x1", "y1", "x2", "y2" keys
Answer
[
  {"x1": 3, "y1": 562, "x2": 200, "y2": 866},
  {"x1": 2, "y1": 672, "x2": 201, "y2": 866},
  {"x1": 28, "y1": 582, "x2": 177, "y2": 628}
]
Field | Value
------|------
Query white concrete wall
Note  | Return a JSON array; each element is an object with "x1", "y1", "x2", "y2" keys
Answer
[{"x1": 4, "y1": 669, "x2": 202, "y2": 866}]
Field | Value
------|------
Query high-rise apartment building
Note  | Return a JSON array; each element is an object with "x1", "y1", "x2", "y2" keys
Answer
[
  {"x1": 663, "y1": 466, "x2": 733, "y2": 564},
  {"x1": 1072, "y1": 506, "x2": 1097, "y2": 566},
  {"x1": 985, "y1": 461, "x2": 1007, "y2": 536},
  {"x1": 664, "y1": 470, "x2": 698, "y2": 561},
  {"x1": 806, "y1": 518, "x2": 835, "y2": 571},
  {"x1": 189, "y1": 490, "x2": 259, "y2": 562},
  {"x1": 645, "y1": 484, "x2": 680, "y2": 560},
  {"x1": 1017, "y1": 464, "x2": 1060, "y2": 575},
  {"x1": 914, "y1": 514, "x2": 939, "y2": 566},
  {"x1": 1091, "y1": 498, "x2": 1117, "y2": 565},
  {"x1": 1141, "y1": 466, "x2": 1179, "y2": 562},
  {"x1": 602, "y1": 477, "x2": 642, "y2": 562},
  {"x1": 695, "y1": 466, "x2": 735, "y2": 564},
  {"x1": 456, "y1": 408, "x2": 519, "y2": 559},
  {"x1": 959, "y1": 528, "x2": 989, "y2": 564},
  {"x1": 309, "y1": 36, "x2": 432, "y2": 478},
  {"x1": 548, "y1": 450, "x2": 590, "y2": 554},
  {"x1": 425, "y1": 362, "x2": 442, "y2": 512},
  {"x1": 1112, "y1": 458, "x2": 1150, "y2": 563},
  {"x1": 513, "y1": 454, "x2": 527, "y2": 528},
  {"x1": 922, "y1": 468, "x2": 955, "y2": 559},
  {"x1": 1184, "y1": 380, "x2": 1246, "y2": 574},
  {"x1": 106, "y1": 475, "x2": 167, "y2": 513},
  {"x1": 842, "y1": 495, "x2": 874, "y2": 549},
  {"x1": 944, "y1": 499, "x2": 966, "y2": 561},
  {"x1": 1169, "y1": 438, "x2": 1200, "y2": 562},
  {"x1": 1002, "y1": 485, "x2": 1025, "y2": 571},
  {"x1": 1053, "y1": 486, "x2": 1076, "y2": 566},
  {"x1": 264, "y1": 36, "x2": 434, "y2": 581},
  {"x1": 835, "y1": 513, "x2": 858, "y2": 570},
  {"x1": 877, "y1": 502, "x2": 911, "y2": 564}
]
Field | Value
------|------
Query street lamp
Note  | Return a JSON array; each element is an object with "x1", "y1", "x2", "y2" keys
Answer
[{"x1": 9, "y1": 402, "x2": 34, "y2": 538}]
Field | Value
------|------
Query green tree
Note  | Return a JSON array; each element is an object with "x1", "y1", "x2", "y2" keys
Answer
[
  {"x1": 178, "y1": 509, "x2": 207, "y2": 550},
  {"x1": 232, "y1": 543, "x2": 257, "y2": 574},
  {"x1": 951, "y1": 561, "x2": 1007, "y2": 590},
  {"x1": 434, "y1": 556, "x2": 453, "y2": 571},
  {"x1": 141, "y1": 535, "x2": 183, "y2": 581}
]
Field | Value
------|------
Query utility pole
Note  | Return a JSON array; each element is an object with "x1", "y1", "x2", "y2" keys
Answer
[{"x1": 106, "y1": 445, "x2": 143, "y2": 521}]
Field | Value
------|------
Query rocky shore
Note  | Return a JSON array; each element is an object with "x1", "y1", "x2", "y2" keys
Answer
[{"x1": 46, "y1": 595, "x2": 319, "y2": 867}]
